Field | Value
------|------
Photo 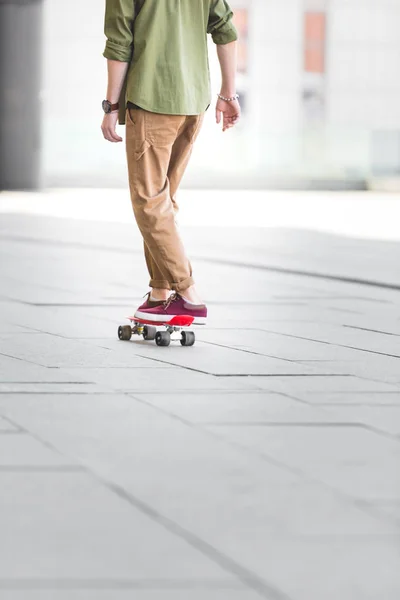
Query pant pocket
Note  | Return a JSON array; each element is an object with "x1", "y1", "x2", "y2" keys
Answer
[{"x1": 126, "y1": 107, "x2": 138, "y2": 126}]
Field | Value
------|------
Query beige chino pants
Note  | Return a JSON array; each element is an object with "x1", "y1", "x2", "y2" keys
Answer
[{"x1": 125, "y1": 106, "x2": 204, "y2": 292}]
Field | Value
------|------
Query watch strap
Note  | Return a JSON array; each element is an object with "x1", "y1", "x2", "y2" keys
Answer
[{"x1": 102, "y1": 99, "x2": 120, "y2": 114}]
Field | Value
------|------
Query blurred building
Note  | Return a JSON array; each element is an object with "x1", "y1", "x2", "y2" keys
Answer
[
  {"x1": 0, "y1": 0, "x2": 43, "y2": 190},
  {"x1": 40, "y1": 0, "x2": 400, "y2": 189}
]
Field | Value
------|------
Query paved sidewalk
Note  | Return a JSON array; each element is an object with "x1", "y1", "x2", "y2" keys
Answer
[{"x1": 0, "y1": 193, "x2": 399, "y2": 600}]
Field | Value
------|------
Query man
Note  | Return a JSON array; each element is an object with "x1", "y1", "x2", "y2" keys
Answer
[{"x1": 102, "y1": 0, "x2": 240, "y2": 324}]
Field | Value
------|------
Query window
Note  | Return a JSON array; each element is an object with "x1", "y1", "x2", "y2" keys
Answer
[
  {"x1": 233, "y1": 8, "x2": 249, "y2": 75},
  {"x1": 304, "y1": 12, "x2": 326, "y2": 74}
]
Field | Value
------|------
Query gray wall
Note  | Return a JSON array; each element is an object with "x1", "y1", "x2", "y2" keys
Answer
[{"x1": 0, "y1": 0, "x2": 43, "y2": 189}]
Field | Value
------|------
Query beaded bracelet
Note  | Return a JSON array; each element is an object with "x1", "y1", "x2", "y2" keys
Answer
[{"x1": 217, "y1": 93, "x2": 239, "y2": 102}]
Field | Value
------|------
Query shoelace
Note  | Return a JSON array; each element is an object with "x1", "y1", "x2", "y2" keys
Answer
[{"x1": 164, "y1": 292, "x2": 179, "y2": 311}]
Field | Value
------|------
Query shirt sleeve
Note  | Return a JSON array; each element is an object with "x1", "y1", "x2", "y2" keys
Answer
[
  {"x1": 207, "y1": 0, "x2": 238, "y2": 45},
  {"x1": 103, "y1": 0, "x2": 135, "y2": 62}
]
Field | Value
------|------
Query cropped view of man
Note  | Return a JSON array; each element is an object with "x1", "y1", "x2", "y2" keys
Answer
[{"x1": 101, "y1": 0, "x2": 241, "y2": 325}]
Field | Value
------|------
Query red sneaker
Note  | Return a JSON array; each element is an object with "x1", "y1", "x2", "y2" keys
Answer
[{"x1": 134, "y1": 293, "x2": 207, "y2": 325}]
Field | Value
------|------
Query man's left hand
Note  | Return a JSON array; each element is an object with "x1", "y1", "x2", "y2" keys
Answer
[{"x1": 101, "y1": 112, "x2": 123, "y2": 143}]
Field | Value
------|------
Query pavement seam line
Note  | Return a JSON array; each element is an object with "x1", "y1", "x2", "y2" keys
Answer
[
  {"x1": 258, "y1": 328, "x2": 400, "y2": 361},
  {"x1": 99, "y1": 478, "x2": 292, "y2": 600}
]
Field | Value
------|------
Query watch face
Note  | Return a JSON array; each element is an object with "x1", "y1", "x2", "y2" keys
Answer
[{"x1": 102, "y1": 100, "x2": 111, "y2": 114}]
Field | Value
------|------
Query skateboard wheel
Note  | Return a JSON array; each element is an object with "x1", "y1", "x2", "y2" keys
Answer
[
  {"x1": 155, "y1": 331, "x2": 171, "y2": 347},
  {"x1": 180, "y1": 331, "x2": 195, "y2": 347},
  {"x1": 143, "y1": 325, "x2": 157, "y2": 341},
  {"x1": 118, "y1": 325, "x2": 132, "y2": 341}
]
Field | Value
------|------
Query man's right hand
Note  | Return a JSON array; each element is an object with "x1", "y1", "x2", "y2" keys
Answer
[
  {"x1": 215, "y1": 97, "x2": 241, "y2": 132},
  {"x1": 101, "y1": 112, "x2": 123, "y2": 143}
]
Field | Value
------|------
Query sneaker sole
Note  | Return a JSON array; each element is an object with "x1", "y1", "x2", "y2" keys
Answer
[{"x1": 134, "y1": 310, "x2": 207, "y2": 326}]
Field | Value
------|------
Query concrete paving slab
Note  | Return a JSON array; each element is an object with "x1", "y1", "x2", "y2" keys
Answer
[
  {"x1": 80, "y1": 339, "x2": 177, "y2": 368},
  {"x1": 206, "y1": 424, "x2": 400, "y2": 501},
  {"x1": 0, "y1": 416, "x2": 20, "y2": 432},
  {"x1": 367, "y1": 501, "x2": 400, "y2": 523},
  {"x1": 0, "y1": 383, "x2": 108, "y2": 394},
  {"x1": 0, "y1": 322, "x2": 30, "y2": 335},
  {"x1": 0, "y1": 592, "x2": 258, "y2": 600},
  {"x1": 0, "y1": 435, "x2": 75, "y2": 467},
  {"x1": 283, "y1": 391, "x2": 400, "y2": 405},
  {"x1": 322, "y1": 405, "x2": 400, "y2": 436},
  {"x1": 0, "y1": 301, "x2": 130, "y2": 340},
  {"x1": 0, "y1": 472, "x2": 238, "y2": 582},
  {"x1": 242, "y1": 538, "x2": 400, "y2": 600},
  {"x1": 314, "y1": 461, "x2": 400, "y2": 501},
  {"x1": 130, "y1": 392, "x2": 339, "y2": 424},
  {"x1": 128, "y1": 341, "x2": 321, "y2": 376},
  {"x1": 0, "y1": 354, "x2": 95, "y2": 384},
  {"x1": 62, "y1": 367, "x2": 259, "y2": 392},
  {"x1": 297, "y1": 357, "x2": 400, "y2": 385},
  {"x1": 249, "y1": 375, "x2": 400, "y2": 394},
  {"x1": 197, "y1": 328, "x2": 365, "y2": 361},
  {"x1": 205, "y1": 304, "x2": 347, "y2": 327},
  {"x1": 0, "y1": 333, "x2": 163, "y2": 369},
  {"x1": 301, "y1": 327, "x2": 400, "y2": 357},
  {"x1": 260, "y1": 320, "x2": 400, "y2": 343},
  {"x1": 205, "y1": 423, "x2": 400, "y2": 464},
  {"x1": 42, "y1": 368, "x2": 199, "y2": 395}
]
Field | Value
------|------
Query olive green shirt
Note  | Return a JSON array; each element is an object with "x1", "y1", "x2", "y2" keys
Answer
[{"x1": 103, "y1": 0, "x2": 238, "y2": 123}]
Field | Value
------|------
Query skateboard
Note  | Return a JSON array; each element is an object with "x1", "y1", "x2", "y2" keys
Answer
[{"x1": 118, "y1": 314, "x2": 196, "y2": 347}]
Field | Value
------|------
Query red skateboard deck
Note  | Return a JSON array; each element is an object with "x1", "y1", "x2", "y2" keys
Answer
[{"x1": 127, "y1": 314, "x2": 194, "y2": 327}]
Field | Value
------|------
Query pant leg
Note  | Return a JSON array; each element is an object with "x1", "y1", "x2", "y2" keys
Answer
[
  {"x1": 167, "y1": 113, "x2": 205, "y2": 280},
  {"x1": 126, "y1": 106, "x2": 198, "y2": 293},
  {"x1": 143, "y1": 240, "x2": 171, "y2": 289},
  {"x1": 168, "y1": 113, "x2": 205, "y2": 204},
  {"x1": 143, "y1": 113, "x2": 204, "y2": 288},
  {"x1": 127, "y1": 106, "x2": 167, "y2": 287}
]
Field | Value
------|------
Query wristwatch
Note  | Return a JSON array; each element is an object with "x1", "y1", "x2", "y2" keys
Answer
[{"x1": 102, "y1": 99, "x2": 119, "y2": 114}]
